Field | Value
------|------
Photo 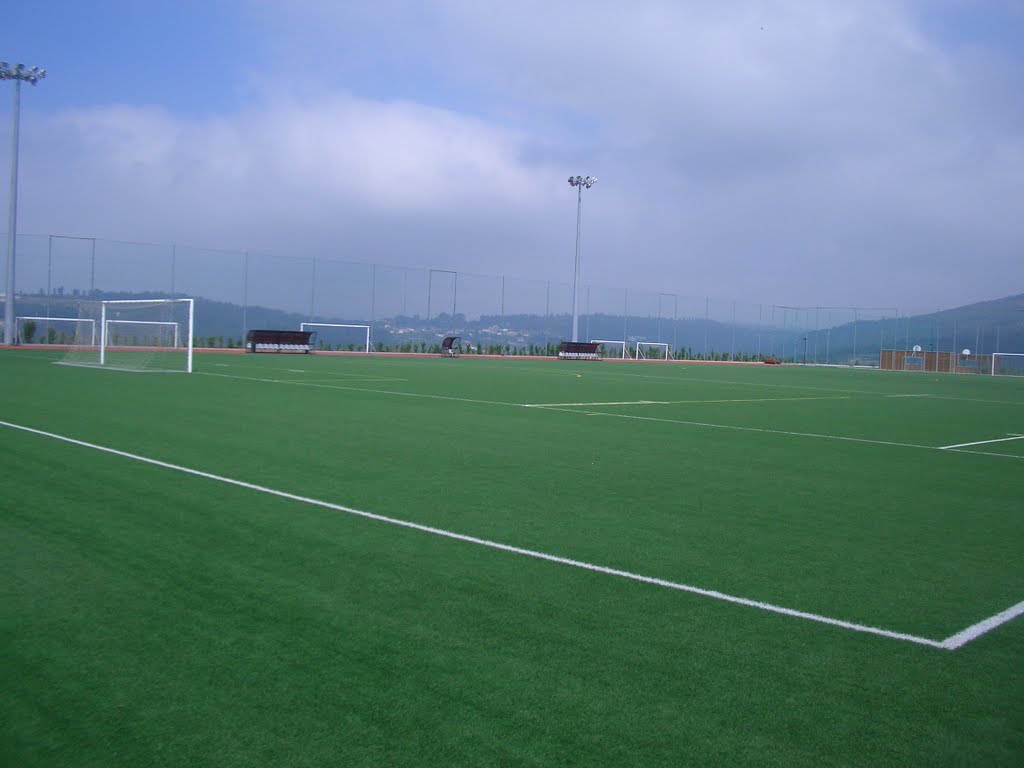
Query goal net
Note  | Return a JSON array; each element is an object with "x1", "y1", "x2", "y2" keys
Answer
[
  {"x1": 16, "y1": 316, "x2": 96, "y2": 346},
  {"x1": 991, "y1": 353, "x2": 1024, "y2": 377},
  {"x1": 636, "y1": 341, "x2": 671, "y2": 360},
  {"x1": 59, "y1": 298, "x2": 194, "y2": 372},
  {"x1": 300, "y1": 323, "x2": 371, "y2": 352},
  {"x1": 590, "y1": 339, "x2": 627, "y2": 359}
]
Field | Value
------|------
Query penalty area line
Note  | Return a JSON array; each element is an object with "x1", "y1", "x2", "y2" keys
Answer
[{"x1": 0, "y1": 419, "x2": 962, "y2": 652}]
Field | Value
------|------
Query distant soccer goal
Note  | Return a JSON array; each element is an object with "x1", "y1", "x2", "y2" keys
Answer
[
  {"x1": 300, "y1": 323, "x2": 371, "y2": 353},
  {"x1": 105, "y1": 319, "x2": 180, "y2": 348},
  {"x1": 590, "y1": 339, "x2": 627, "y2": 359},
  {"x1": 991, "y1": 352, "x2": 1024, "y2": 377},
  {"x1": 16, "y1": 316, "x2": 96, "y2": 346},
  {"x1": 635, "y1": 341, "x2": 671, "y2": 360},
  {"x1": 59, "y1": 298, "x2": 194, "y2": 373}
]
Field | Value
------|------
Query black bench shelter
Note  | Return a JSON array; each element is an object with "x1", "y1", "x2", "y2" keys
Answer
[
  {"x1": 557, "y1": 341, "x2": 600, "y2": 360},
  {"x1": 441, "y1": 336, "x2": 461, "y2": 357},
  {"x1": 246, "y1": 329, "x2": 314, "y2": 353}
]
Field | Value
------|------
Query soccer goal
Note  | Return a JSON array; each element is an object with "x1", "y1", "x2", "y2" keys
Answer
[
  {"x1": 16, "y1": 316, "x2": 96, "y2": 346},
  {"x1": 59, "y1": 298, "x2": 194, "y2": 373},
  {"x1": 635, "y1": 341, "x2": 671, "y2": 360},
  {"x1": 300, "y1": 323, "x2": 371, "y2": 353},
  {"x1": 991, "y1": 352, "x2": 1024, "y2": 376},
  {"x1": 590, "y1": 339, "x2": 627, "y2": 359}
]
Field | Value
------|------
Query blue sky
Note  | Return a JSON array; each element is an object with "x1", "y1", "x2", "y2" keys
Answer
[{"x1": 2, "y1": 0, "x2": 1023, "y2": 315}]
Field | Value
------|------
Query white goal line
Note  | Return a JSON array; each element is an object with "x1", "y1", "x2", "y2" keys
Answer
[{"x1": 3, "y1": 417, "x2": 1021, "y2": 652}]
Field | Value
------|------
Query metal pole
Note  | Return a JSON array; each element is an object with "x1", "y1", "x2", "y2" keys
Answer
[
  {"x1": 46, "y1": 234, "x2": 52, "y2": 317},
  {"x1": 813, "y1": 307, "x2": 819, "y2": 365},
  {"x1": 757, "y1": 304, "x2": 762, "y2": 359},
  {"x1": 2, "y1": 63, "x2": 45, "y2": 346},
  {"x1": 852, "y1": 309, "x2": 858, "y2": 366},
  {"x1": 703, "y1": 297, "x2": 709, "y2": 359},
  {"x1": 3, "y1": 79, "x2": 22, "y2": 345},
  {"x1": 585, "y1": 284, "x2": 592, "y2": 342},
  {"x1": 622, "y1": 288, "x2": 627, "y2": 351},
  {"x1": 309, "y1": 258, "x2": 317, "y2": 320},
  {"x1": 673, "y1": 294, "x2": 678, "y2": 357},
  {"x1": 731, "y1": 301, "x2": 736, "y2": 361},
  {"x1": 571, "y1": 182, "x2": 582, "y2": 342},
  {"x1": 241, "y1": 252, "x2": 249, "y2": 338},
  {"x1": 90, "y1": 238, "x2": 96, "y2": 294},
  {"x1": 568, "y1": 175, "x2": 596, "y2": 342}
]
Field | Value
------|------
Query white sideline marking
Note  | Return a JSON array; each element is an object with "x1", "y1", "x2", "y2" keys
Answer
[
  {"x1": 5, "y1": 418, "x2": 1021, "y2": 652},
  {"x1": 886, "y1": 394, "x2": 928, "y2": 398},
  {"x1": 525, "y1": 395, "x2": 849, "y2": 408},
  {"x1": 939, "y1": 435, "x2": 1024, "y2": 450},
  {"x1": 941, "y1": 601, "x2": 1024, "y2": 650},
  {"x1": 525, "y1": 400, "x2": 667, "y2": 407}
]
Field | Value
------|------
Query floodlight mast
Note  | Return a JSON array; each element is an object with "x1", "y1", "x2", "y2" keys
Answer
[
  {"x1": 2, "y1": 62, "x2": 46, "y2": 346},
  {"x1": 568, "y1": 174, "x2": 597, "y2": 343}
]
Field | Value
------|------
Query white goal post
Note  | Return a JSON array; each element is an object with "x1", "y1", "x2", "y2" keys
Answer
[
  {"x1": 16, "y1": 316, "x2": 96, "y2": 345},
  {"x1": 991, "y1": 352, "x2": 1024, "y2": 376},
  {"x1": 635, "y1": 341, "x2": 672, "y2": 360},
  {"x1": 59, "y1": 298, "x2": 195, "y2": 373},
  {"x1": 300, "y1": 322, "x2": 371, "y2": 353},
  {"x1": 101, "y1": 299, "x2": 194, "y2": 372},
  {"x1": 590, "y1": 339, "x2": 627, "y2": 359}
]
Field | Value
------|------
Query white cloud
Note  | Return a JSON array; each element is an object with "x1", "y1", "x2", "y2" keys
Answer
[{"x1": 5, "y1": 0, "x2": 1022, "y2": 313}]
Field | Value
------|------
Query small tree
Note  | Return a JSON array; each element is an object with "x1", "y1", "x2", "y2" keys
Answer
[{"x1": 22, "y1": 321, "x2": 36, "y2": 343}]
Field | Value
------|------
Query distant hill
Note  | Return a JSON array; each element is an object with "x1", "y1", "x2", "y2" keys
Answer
[{"x1": 816, "y1": 293, "x2": 1024, "y2": 363}]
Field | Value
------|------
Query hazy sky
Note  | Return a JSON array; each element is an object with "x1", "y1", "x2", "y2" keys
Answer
[{"x1": 2, "y1": 0, "x2": 1022, "y2": 315}]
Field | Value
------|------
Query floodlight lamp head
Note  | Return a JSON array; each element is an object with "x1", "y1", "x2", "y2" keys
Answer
[{"x1": 0, "y1": 62, "x2": 46, "y2": 84}]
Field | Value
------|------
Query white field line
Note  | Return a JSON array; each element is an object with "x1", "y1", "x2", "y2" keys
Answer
[
  {"x1": 524, "y1": 396, "x2": 850, "y2": 408},
  {"x1": 288, "y1": 376, "x2": 409, "y2": 385},
  {"x1": 0, "y1": 417, "x2": 966, "y2": 651},
  {"x1": 941, "y1": 600, "x2": 1024, "y2": 650},
  {"x1": 199, "y1": 371, "x2": 1024, "y2": 460},
  {"x1": 939, "y1": 435, "x2": 1024, "y2": 450},
  {"x1": 526, "y1": 400, "x2": 668, "y2": 407}
]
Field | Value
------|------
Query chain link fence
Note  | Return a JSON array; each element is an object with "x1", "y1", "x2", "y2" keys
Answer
[{"x1": 3, "y1": 232, "x2": 1016, "y2": 364}]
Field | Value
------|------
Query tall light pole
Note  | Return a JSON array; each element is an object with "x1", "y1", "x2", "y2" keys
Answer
[
  {"x1": 2, "y1": 61, "x2": 46, "y2": 346},
  {"x1": 568, "y1": 174, "x2": 596, "y2": 342}
]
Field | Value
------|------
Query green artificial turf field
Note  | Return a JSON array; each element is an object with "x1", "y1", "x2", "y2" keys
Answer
[{"x1": 2, "y1": 349, "x2": 1023, "y2": 767}]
